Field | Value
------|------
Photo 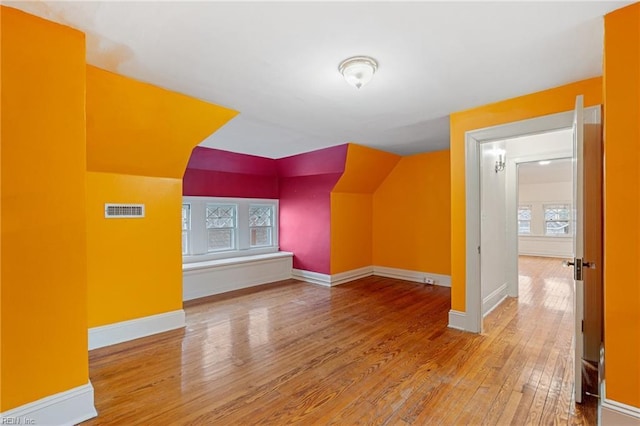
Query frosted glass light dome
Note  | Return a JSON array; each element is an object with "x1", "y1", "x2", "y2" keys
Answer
[{"x1": 338, "y1": 56, "x2": 378, "y2": 89}]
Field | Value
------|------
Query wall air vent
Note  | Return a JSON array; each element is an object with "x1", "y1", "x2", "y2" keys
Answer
[{"x1": 105, "y1": 203, "x2": 145, "y2": 218}]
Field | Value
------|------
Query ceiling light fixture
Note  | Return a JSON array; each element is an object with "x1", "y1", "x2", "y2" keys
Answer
[
  {"x1": 338, "y1": 56, "x2": 378, "y2": 89},
  {"x1": 538, "y1": 160, "x2": 551, "y2": 165}
]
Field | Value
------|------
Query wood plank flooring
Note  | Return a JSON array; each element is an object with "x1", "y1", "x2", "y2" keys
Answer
[{"x1": 82, "y1": 256, "x2": 597, "y2": 425}]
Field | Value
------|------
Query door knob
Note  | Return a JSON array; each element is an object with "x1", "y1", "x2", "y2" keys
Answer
[
  {"x1": 583, "y1": 261, "x2": 596, "y2": 269},
  {"x1": 562, "y1": 260, "x2": 575, "y2": 267}
]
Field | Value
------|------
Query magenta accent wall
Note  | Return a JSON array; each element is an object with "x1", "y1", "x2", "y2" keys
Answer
[
  {"x1": 183, "y1": 147, "x2": 279, "y2": 198},
  {"x1": 279, "y1": 174, "x2": 342, "y2": 273},
  {"x1": 277, "y1": 144, "x2": 348, "y2": 177},
  {"x1": 276, "y1": 145, "x2": 348, "y2": 274},
  {"x1": 183, "y1": 144, "x2": 348, "y2": 274}
]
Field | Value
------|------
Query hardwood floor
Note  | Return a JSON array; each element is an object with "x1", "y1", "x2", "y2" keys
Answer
[{"x1": 83, "y1": 256, "x2": 596, "y2": 425}]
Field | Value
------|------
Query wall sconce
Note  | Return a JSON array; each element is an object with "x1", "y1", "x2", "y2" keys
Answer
[{"x1": 495, "y1": 149, "x2": 506, "y2": 173}]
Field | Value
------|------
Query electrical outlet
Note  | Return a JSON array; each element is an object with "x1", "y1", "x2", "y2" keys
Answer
[{"x1": 425, "y1": 277, "x2": 435, "y2": 285}]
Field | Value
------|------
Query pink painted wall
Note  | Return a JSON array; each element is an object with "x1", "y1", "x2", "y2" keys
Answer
[
  {"x1": 183, "y1": 147, "x2": 279, "y2": 198},
  {"x1": 277, "y1": 145, "x2": 347, "y2": 177},
  {"x1": 276, "y1": 145, "x2": 348, "y2": 274},
  {"x1": 183, "y1": 144, "x2": 348, "y2": 274},
  {"x1": 279, "y1": 174, "x2": 342, "y2": 273}
]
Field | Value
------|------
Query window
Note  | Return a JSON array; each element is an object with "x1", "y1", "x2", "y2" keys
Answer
[
  {"x1": 544, "y1": 204, "x2": 571, "y2": 235},
  {"x1": 249, "y1": 205, "x2": 274, "y2": 247},
  {"x1": 206, "y1": 204, "x2": 236, "y2": 252},
  {"x1": 182, "y1": 203, "x2": 191, "y2": 255},
  {"x1": 518, "y1": 205, "x2": 532, "y2": 235},
  {"x1": 183, "y1": 197, "x2": 278, "y2": 261}
]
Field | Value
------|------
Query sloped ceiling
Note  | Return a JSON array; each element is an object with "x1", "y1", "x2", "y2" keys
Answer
[{"x1": 7, "y1": 1, "x2": 631, "y2": 158}]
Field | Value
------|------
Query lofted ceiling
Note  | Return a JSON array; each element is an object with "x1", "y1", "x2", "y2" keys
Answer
[{"x1": 7, "y1": 1, "x2": 630, "y2": 158}]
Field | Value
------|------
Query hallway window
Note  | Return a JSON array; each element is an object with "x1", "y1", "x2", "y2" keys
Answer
[
  {"x1": 544, "y1": 204, "x2": 570, "y2": 235},
  {"x1": 518, "y1": 205, "x2": 532, "y2": 234}
]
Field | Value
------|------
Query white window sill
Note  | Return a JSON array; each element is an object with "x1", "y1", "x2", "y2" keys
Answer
[{"x1": 182, "y1": 251, "x2": 293, "y2": 272}]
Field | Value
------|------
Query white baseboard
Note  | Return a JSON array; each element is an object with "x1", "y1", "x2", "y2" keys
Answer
[
  {"x1": 0, "y1": 382, "x2": 96, "y2": 426},
  {"x1": 89, "y1": 309, "x2": 185, "y2": 350},
  {"x1": 292, "y1": 268, "x2": 331, "y2": 286},
  {"x1": 183, "y1": 252, "x2": 292, "y2": 301},
  {"x1": 482, "y1": 283, "x2": 508, "y2": 317},
  {"x1": 292, "y1": 267, "x2": 373, "y2": 287},
  {"x1": 293, "y1": 266, "x2": 451, "y2": 288},
  {"x1": 373, "y1": 266, "x2": 451, "y2": 287},
  {"x1": 600, "y1": 381, "x2": 640, "y2": 425},
  {"x1": 518, "y1": 250, "x2": 572, "y2": 259},
  {"x1": 331, "y1": 266, "x2": 374, "y2": 285},
  {"x1": 448, "y1": 310, "x2": 466, "y2": 331}
]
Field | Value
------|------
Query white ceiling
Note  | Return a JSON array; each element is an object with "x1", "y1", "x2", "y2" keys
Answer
[
  {"x1": 519, "y1": 158, "x2": 573, "y2": 185},
  {"x1": 8, "y1": 1, "x2": 630, "y2": 159}
]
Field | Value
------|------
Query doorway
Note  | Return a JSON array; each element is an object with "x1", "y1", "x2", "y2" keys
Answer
[
  {"x1": 466, "y1": 104, "x2": 603, "y2": 405},
  {"x1": 478, "y1": 130, "x2": 573, "y2": 320}
]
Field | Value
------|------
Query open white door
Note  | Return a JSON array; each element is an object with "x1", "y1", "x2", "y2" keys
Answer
[{"x1": 571, "y1": 95, "x2": 585, "y2": 404}]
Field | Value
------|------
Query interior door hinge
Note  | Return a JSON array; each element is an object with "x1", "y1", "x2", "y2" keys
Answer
[
  {"x1": 582, "y1": 320, "x2": 584, "y2": 333},
  {"x1": 477, "y1": 246, "x2": 481, "y2": 254}
]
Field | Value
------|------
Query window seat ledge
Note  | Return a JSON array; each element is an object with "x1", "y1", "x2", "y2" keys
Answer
[{"x1": 182, "y1": 251, "x2": 293, "y2": 272}]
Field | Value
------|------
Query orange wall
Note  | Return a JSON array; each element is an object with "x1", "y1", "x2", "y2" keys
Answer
[
  {"x1": 330, "y1": 144, "x2": 400, "y2": 274},
  {"x1": 331, "y1": 193, "x2": 373, "y2": 273},
  {"x1": 373, "y1": 150, "x2": 451, "y2": 275},
  {"x1": 86, "y1": 66, "x2": 237, "y2": 179},
  {"x1": 86, "y1": 173, "x2": 183, "y2": 326},
  {"x1": 449, "y1": 77, "x2": 602, "y2": 312},
  {"x1": 332, "y1": 144, "x2": 400, "y2": 193},
  {"x1": 85, "y1": 67, "x2": 236, "y2": 327},
  {"x1": 1, "y1": 7, "x2": 88, "y2": 410},
  {"x1": 603, "y1": 3, "x2": 640, "y2": 407}
]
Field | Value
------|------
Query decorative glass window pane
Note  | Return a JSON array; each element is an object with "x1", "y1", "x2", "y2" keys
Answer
[
  {"x1": 182, "y1": 204, "x2": 190, "y2": 255},
  {"x1": 249, "y1": 205, "x2": 274, "y2": 247},
  {"x1": 517, "y1": 205, "x2": 531, "y2": 235},
  {"x1": 544, "y1": 204, "x2": 570, "y2": 235},
  {"x1": 546, "y1": 221, "x2": 570, "y2": 235},
  {"x1": 206, "y1": 204, "x2": 236, "y2": 251},
  {"x1": 544, "y1": 205, "x2": 571, "y2": 221},
  {"x1": 208, "y1": 229, "x2": 234, "y2": 251},
  {"x1": 517, "y1": 206, "x2": 531, "y2": 221},
  {"x1": 251, "y1": 228, "x2": 272, "y2": 246}
]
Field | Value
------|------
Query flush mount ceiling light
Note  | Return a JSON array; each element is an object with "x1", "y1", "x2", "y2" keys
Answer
[{"x1": 338, "y1": 56, "x2": 378, "y2": 89}]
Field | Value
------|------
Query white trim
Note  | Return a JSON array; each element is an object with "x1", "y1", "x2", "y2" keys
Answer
[
  {"x1": 465, "y1": 107, "x2": 600, "y2": 333},
  {"x1": 373, "y1": 266, "x2": 451, "y2": 287},
  {"x1": 291, "y1": 268, "x2": 372, "y2": 287},
  {"x1": 518, "y1": 251, "x2": 571, "y2": 259},
  {"x1": 182, "y1": 196, "x2": 279, "y2": 260},
  {"x1": 331, "y1": 266, "x2": 374, "y2": 286},
  {"x1": 89, "y1": 310, "x2": 185, "y2": 350},
  {"x1": 482, "y1": 283, "x2": 508, "y2": 317},
  {"x1": 293, "y1": 266, "x2": 451, "y2": 288},
  {"x1": 600, "y1": 381, "x2": 640, "y2": 425},
  {"x1": 0, "y1": 382, "x2": 96, "y2": 426},
  {"x1": 183, "y1": 251, "x2": 293, "y2": 271},
  {"x1": 183, "y1": 252, "x2": 293, "y2": 301},
  {"x1": 448, "y1": 310, "x2": 467, "y2": 331},
  {"x1": 292, "y1": 268, "x2": 331, "y2": 286}
]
